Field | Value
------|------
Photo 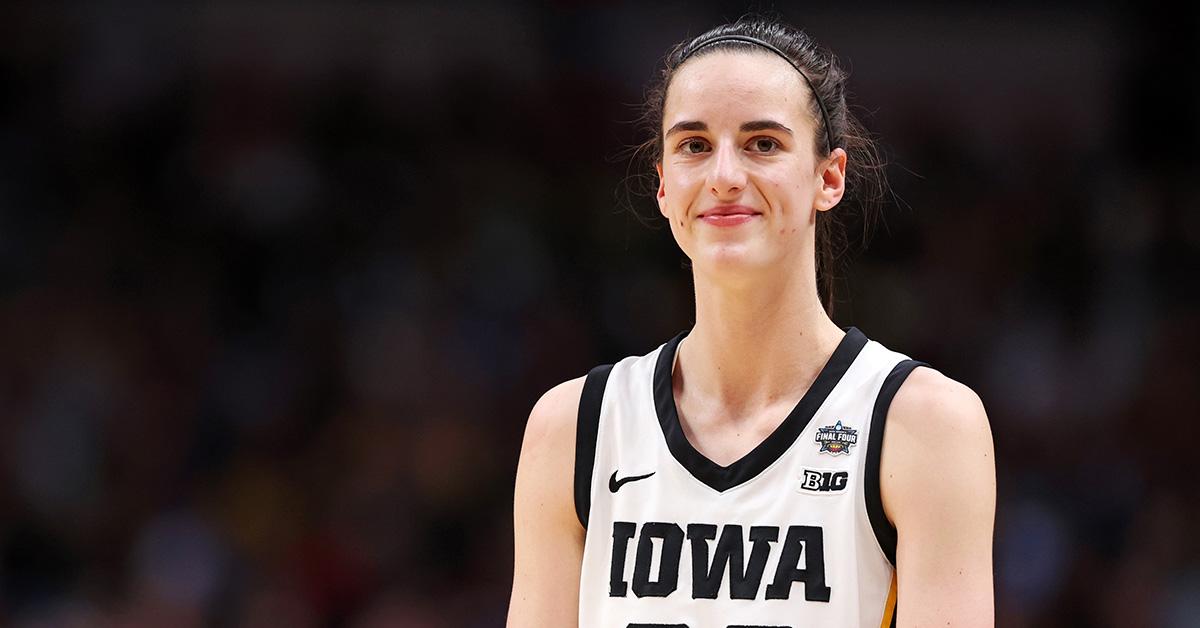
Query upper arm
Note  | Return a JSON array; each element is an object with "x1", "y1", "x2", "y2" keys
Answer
[
  {"x1": 880, "y1": 366, "x2": 996, "y2": 627},
  {"x1": 507, "y1": 376, "x2": 587, "y2": 628}
]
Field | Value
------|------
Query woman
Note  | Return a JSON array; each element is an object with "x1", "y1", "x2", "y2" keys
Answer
[{"x1": 509, "y1": 16, "x2": 995, "y2": 628}]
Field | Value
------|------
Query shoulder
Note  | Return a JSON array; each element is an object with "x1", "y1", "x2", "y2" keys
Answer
[
  {"x1": 887, "y1": 366, "x2": 991, "y2": 441},
  {"x1": 514, "y1": 375, "x2": 589, "y2": 532},
  {"x1": 522, "y1": 375, "x2": 588, "y2": 456},
  {"x1": 880, "y1": 365, "x2": 996, "y2": 525}
]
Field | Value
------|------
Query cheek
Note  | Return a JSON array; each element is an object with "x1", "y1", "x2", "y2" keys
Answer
[
  {"x1": 662, "y1": 172, "x2": 698, "y2": 225},
  {"x1": 761, "y1": 175, "x2": 814, "y2": 234},
  {"x1": 777, "y1": 176, "x2": 812, "y2": 215}
]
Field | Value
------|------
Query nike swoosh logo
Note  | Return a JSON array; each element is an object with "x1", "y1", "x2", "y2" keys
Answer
[{"x1": 609, "y1": 470, "x2": 656, "y2": 493}]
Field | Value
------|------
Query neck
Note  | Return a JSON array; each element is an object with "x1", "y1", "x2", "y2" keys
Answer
[{"x1": 679, "y1": 261, "x2": 845, "y2": 414}]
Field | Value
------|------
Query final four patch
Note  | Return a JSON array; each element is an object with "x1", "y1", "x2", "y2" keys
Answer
[{"x1": 815, "y1": 420, "x2": 858, "y2": 455}]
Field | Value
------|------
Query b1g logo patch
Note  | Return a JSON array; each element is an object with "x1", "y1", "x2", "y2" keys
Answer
[
  {"x1": 799, "y1": 468, "x2": 850, "y2": 494},
  {"x1": 815, "y1": 420, "x2": 858, "y2": 455}
]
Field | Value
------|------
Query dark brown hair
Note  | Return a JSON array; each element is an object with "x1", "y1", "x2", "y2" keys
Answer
[{"x1": 635, "y1": 15, "x2": 890, "y2": 315}]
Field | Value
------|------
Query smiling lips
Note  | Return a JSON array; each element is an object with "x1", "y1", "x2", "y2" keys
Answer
[{"x1": 698, "y1": 205, "x2": 760, "y2": 227}]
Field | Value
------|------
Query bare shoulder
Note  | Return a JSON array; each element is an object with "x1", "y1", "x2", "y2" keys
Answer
[
  {"x1": 880, "y1": 366, "x2": 996, "y2": 527},
  {"x1": 522, "y1": 376, "x2": 587, "y2": 458},
  {"x1": 888, "y1": 366, "x2": 992, "y2": 443},
  {"x1": 514, "y1": 375, "x2": 589, "y2": 529}
]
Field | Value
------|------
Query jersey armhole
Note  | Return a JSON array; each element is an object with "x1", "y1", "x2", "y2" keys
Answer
[
  {"x1": 864, "y1": 359, "x2": 929, "y2": 566},
  {"x1": 575, "y1": 363, "x2": 614, "y2": 529}
]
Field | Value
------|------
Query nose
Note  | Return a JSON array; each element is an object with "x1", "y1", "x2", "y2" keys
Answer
[{"x1": 707, "y1": 141, "x2": 747, "y2": 198}]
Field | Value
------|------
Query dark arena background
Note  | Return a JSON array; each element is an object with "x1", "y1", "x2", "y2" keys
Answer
[{"x1": 1, "y1": 3, "x2": 1197, "y2": 627}]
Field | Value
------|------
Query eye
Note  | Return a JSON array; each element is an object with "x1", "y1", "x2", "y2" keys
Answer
[
  {"x1": 679, "y1": 138, "x2": 711, "y2": 154},
  {"x1": 750, "y1": 137, "x2": 780, "y2": 153}
]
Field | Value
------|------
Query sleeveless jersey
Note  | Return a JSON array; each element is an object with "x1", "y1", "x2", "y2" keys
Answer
[{"x1": 573, "y1": 327, "x2": 927, "y2": 628}]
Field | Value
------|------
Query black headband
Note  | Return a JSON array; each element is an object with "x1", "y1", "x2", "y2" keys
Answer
[{"x1": 680, "y1": 34, "x2": 838, "y2": 153}]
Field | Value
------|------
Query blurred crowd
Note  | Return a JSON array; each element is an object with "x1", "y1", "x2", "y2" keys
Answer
[{"x1": 0, "y1": 4, "x2": 1197, "y2": 627}]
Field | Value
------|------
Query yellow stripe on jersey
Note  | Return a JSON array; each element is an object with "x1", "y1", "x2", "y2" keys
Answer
[{"x1": 880, "y1": 572, "x2": 897, "y2": 628}]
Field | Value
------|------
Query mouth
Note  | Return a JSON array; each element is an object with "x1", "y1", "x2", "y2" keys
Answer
[
  {"x1": 698, "y1": 205, "x2": 760, "y2": 227},
  {"x1": 698, "y1": 204, "x2": 760, "y2": 217}
]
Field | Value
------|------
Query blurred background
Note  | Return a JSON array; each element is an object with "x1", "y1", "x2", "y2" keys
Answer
[{"x1": 1, "y1": 2, "x2": 1197, "y2": 627}]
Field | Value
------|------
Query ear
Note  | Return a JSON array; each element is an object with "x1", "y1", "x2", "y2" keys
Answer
[
  {"x1": 656, "y1": 162, "x2": 668, "y2": 217},
  {"x1": 815, "y1": 148, "x2": 847, "y2": 212}
]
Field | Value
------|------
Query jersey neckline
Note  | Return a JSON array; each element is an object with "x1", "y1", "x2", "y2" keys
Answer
[{"x1": 651, "y1": 326, "x2": 870, "y2": 492}]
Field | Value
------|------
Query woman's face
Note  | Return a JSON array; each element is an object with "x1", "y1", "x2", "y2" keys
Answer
[{"x1": 657, "y1": 51, "x2": 846, "y2": 282}]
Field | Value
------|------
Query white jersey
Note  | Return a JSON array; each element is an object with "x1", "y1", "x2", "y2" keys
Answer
[{"x1": 574, "y1": 327, "x2": 926, "y2": 628}]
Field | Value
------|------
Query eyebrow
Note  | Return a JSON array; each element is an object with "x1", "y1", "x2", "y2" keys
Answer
[
  {"x1": 663, "y1": 119, "x2": 795, "y2": 138},
  {"x1": 664, "y1": 120, "x2": 707, "y2": 138},
  {"x1": 741, "y1": 120, "x2": 794, "y2": 135}
]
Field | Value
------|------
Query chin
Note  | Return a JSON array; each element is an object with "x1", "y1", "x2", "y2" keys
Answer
[{"x1": 692, "y1": 243, "x2": 774, "y2": 277}]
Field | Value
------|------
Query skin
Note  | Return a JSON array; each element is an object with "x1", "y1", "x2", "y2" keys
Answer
[{"x1": 508, "y1": 50, "x2": 995, "y2": 627}]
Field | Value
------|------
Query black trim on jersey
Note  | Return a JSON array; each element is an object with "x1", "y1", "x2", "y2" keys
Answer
[
  {"x1": 575, "y1": 363, "x2": 614, "y2": 529},
  {"x1": 652, "y1": 327, "x2": 869, "y2": 493},
  {"x1": 865, "y1": 359, "x2": 929, "y2": 566}
]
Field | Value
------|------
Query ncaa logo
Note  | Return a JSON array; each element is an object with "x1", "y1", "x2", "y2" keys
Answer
[{"x1": 799, "y1": 468, "x2": 849, "y2": 494}]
